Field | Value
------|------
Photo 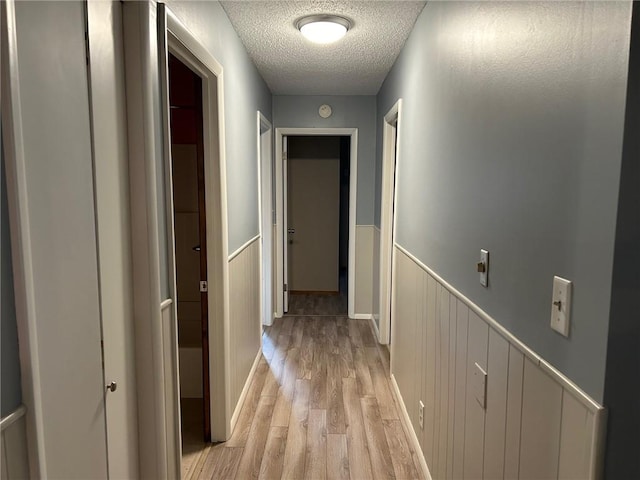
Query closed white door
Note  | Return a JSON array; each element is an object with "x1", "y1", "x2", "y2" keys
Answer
[
  {"x1": 6, "y1": 1, "x2": 109, "y2": 477},
  {"x1": 288, "y1": 157, "x2": 340, "y2": 292}
]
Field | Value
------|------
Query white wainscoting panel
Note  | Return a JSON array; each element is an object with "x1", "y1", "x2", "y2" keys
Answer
[
  {"x1": 504, "y1": 345, "x2": 525, "y2": 478},
  {"x1": 1, "y1": 406, "x2": 29, "y2": 480},
  {"x1": 391, "y1": 245, "x2": 606, "y2": 480},
  {"x1": 228, "y1": 237, "x2": 262, "y2": 409},
  {"x1": 519, "y1": 358, "x2": 563, "y2": 479},
  {"x1": 483, "y1": 329, "x2": 509, "y2": 480},
  {"x1": 355, "y1": 225, "x2": 374, "y2": 317},
  {"x1": 372, "y1": 226, "x2": 381, "y2": 328}
]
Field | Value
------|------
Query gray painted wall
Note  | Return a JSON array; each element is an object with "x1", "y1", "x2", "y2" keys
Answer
[
  {"x1": 1, "y1": 130, "x2": 23, "y2": 417},
  {"x1": 166, "y1": 1, "x2": 272, "y2": 253},
  {"x1": 273, "y1": 95, "x2": 377, "y2": 225},
  {"x1": 377, "y1": 1, "x2": 633, "y2": 402}
]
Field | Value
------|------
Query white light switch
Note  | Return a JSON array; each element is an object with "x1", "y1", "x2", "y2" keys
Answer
[
  {"x1": 479, "y1": 249, "x2": 489, "y2": 287},
  {"x1": 550, "y1": 276, "x2": 572, "y2": 337}
]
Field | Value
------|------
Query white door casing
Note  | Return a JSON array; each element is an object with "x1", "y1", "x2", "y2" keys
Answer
[
  {"x1": 257, "y1": 112, "x2": 273, "y2": 325},
  {"x1": 275, "y1": 128, "x2": 358, "y2": 318},
  {"x1": 162, "y1": 4, "x2": 231, "y2": 444},
  {"x1": 87, "y1": 1, "x2": 139, "y2": 477},
  {"x1": 124, "y1": 3, "x2": 231, "y2": 477},
  {"x1": 379, "y1": 99, "x2": 402, "y2": 346},
  {"x1": 122, "y1": 2, "x2": 173, "y2": 477}
]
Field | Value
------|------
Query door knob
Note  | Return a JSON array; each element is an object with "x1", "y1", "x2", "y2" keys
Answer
[
  {"x1": 106, "y1": 381, "x2": 117, "y2": 393},
  {"x1": 288, "y1": 228, "x2": 295, "y2": 234}
]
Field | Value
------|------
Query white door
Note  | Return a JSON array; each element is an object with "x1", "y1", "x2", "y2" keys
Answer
[
  {"x1": 4, "y1": 1, "x2": 109, "y2": 476},
  {"x1": 288, "y1": 157, "x2": 340, "y2": 292}
]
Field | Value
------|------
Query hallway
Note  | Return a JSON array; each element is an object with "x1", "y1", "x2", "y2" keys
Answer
[{"x1": 182, "y1": 311, "x2": 423, "y2": 479}]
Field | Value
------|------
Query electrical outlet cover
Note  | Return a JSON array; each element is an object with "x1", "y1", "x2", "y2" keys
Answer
[
  {"x1": 550, "y1": 276, "x2": 572, "y2": 337},
  {"x1": 480, "y1": 249, "x2": 489, "y2": 287},
  {"x1": 472, "y1": 362, "x2": 487, "y2": 409}
]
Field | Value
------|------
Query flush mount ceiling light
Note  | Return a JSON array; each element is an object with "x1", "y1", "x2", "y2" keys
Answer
[{"x1": 296, "y1": 15, "x2": 351, "y2": 44}]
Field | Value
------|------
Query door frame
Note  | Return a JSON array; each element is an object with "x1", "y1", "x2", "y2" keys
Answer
[
  {"x1": 167, "y1": 52, "x2": 213, "y2": 441},
  {"x1": 274, "y1": 127, "x2": 358, "y2": 318},
  {"x1": 123, "y1": 3, "x2": 231, "y2": 477},
  {"x1": 379, "y1": 99, "x2": 402, "y2": 345},
  {"x1": 1, "y1": 1, "x2": 47, "y2": 475},
  {"x1": 257, "y1": 112, "x2": 274, "y2": 326},
  {"x1": 161, "y1": 2, "x2": 231, "y2": 444}
]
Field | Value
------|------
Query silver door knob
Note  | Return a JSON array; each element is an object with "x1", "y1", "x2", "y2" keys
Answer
[
  {"x1": 106, "y1": 381, "x2": 117, "y2": 393},
  {"x1": 288, "y1": 228, "x2": 295, "y2": 234}
]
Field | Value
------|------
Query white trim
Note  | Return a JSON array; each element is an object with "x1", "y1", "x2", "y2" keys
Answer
[
  {"x1": 379, "y1": 99, "x2": 402, "y2": 346},
  {"x1": 274, "y1": 127, "x2": 358, "y2": 318},
  {"x1": 165, "y1": 7, "x2": 231, "y2": 441},
  {"x1": 230, "y1": 350, "x2": 262, "y2": 431},
  {"x1": 160, "y1": 298, "x2": 173, "y2": 310},
  {"x1": 352, "y1": 313, "x2": 372, "y2": 320},
  {"x1": 158, "y1": 10, "x2": 183, "y2": 477},
  {"x1": 590, "y1": 409, "x2": 607, "y2": 479},
  {"x1": 164, "y1": 6, "x2": 232, "y2": 443},
  {"x1": 390, "y1": 374, "x2": 432, "y2": 480},
  {"x1": 257, "y1": 112, "x2": 273, "y2": 327},
  {"x1": 122, "y1": 4, "x2": 170, "y2": 476},
  {"x1": 0, "y1": 406, "x2": 27, "y2": 432},
  {"x1": 369, "y1": 315, "x2": 380, "y2": 341},
  {"x1": 1, "y1": 1, "x2": 46, "y2": 476},
  {"x1": 124, "y1": 3, "x2": 232, "y2": 476},
  {"x1": 229, "y1": 234, "x2": 261, "y2": 262},
  {"x1": 394, "y1": 242, "x2": 604, "y2": 414}
]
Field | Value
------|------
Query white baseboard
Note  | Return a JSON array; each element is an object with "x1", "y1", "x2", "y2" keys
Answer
[
  {"x1": 369, "y1": 315, "x2": 380, "y2": 342},
  {"x1": 352, "y1": 313, "x2": 371, "y2": 320},
  {"x1": 230, "y1": 349, "x2": 262, "y2": 433},
  {"x1": 390, "y1": 374, "x2": 432, "y2": 480}
]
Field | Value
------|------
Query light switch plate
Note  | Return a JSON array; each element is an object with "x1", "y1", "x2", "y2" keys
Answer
[
  {"x1": 550, "y1": 276, "x2": 572, "y2": 337},
  {"x1": 479, "y1": 249, "x2": 489, "y2": 287},
  {"x1": 472, "y1": 362, "x2": 487, "y2": 409}
]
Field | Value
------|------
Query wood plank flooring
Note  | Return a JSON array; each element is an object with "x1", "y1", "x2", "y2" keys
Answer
[
  {"x1": 183, "y1": 315, "x2": 423, "y2": 479},
  {"x1": 287, "y1": 292, "x2": 347, "y2": 316}
]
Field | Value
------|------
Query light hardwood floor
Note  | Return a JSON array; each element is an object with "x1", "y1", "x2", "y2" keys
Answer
[
  {"x1": 287, "y1": 292, "x2": 347, "y2": 316},
  {"x1": 182, "y1": 314, "x2": 424, "y2": 479}
]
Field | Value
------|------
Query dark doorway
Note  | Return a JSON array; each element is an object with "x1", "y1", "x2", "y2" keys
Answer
[
  {"x1": 286, "y1": 135, "x2": 350, "y2": 315},
  {"x1": 168, "y1": 53, "x2": 211, "y2": 444}
]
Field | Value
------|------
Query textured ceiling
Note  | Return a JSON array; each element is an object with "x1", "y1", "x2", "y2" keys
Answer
[{"x1": 220, "y1": 1, "x2": 427, "y2": 95}]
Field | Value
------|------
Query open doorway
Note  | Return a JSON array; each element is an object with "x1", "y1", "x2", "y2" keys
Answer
[
  {"x1": 284, "y1": 135, "x2": 350, "y2": 315},
  {"x1": 167, "y1": 53, "x2": 211, "y2": 454},
  {"x1": 275, "y1": 128, "x2": 358, "y2": 318}
]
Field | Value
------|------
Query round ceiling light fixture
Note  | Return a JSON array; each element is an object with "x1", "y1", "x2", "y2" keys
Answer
[{"x1": 296, "y1": 15, "x2": 351, "y2": 44}]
